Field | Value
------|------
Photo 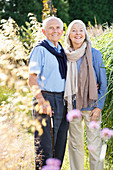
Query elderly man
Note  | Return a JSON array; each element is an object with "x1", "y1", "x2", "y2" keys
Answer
[{"x1": 28, "y1": 16, "x2": 68, "y2": 170}]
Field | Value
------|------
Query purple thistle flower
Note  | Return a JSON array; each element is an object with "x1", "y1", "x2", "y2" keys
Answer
[
  {"x1": 41, "y1": 165, "x2": 60, "y2": 170},
  {"x1": 100, "y1": 128, "x2": 113, "y2": 139},
  {"x1": 46, "y1": 158, "x2": 61, "y2": 167},
  {"x1": 89, "y1": 121, "x2": 100, "y2": 129},
  {"x1": 66, "y1": 109, "x2": 82, "y2": 122},
  {"x1": 109, "y1": 129, "x2": 113, "y2": 137}
]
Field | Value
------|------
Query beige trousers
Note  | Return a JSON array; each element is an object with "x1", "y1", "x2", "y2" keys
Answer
[{"x1": 68, "y1": 111, "x2": 103, "y2": 170}]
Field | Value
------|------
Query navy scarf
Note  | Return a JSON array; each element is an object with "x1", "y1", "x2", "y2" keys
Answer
[{"x1": 35, "y1": 40, "x2": 67, "y2": 79}]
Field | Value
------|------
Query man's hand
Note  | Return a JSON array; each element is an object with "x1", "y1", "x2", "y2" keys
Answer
[
  {"x1": 37, "y1": 97, "x2": 53, "y2": 117},
  {"x1": 90, "y1": 108, "x2": 101, "y2": 121}
]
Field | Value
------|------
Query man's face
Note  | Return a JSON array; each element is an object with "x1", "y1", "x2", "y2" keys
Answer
[{"x1": 42, "y1": 19, "x2": 63, "y2": 46}]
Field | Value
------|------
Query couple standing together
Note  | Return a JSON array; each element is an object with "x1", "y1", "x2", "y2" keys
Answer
[{"x1": 28, "y1": 16, "x2": 107, "y2": 170}]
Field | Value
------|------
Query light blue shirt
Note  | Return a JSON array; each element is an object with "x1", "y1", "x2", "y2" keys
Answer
[
  {"x1": 76, "y1": 48, "x2": 107, "y2": 110},
  {"x1": 29, "y1": 39, "x2": 65, "y2": 92}
]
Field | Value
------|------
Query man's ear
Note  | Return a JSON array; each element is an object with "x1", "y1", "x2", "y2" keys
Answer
[
  {"x1": 42, "y1": 29, "x2": 46, "y2": 35},
  {"x1": 61, "y1": 30, "x2": 63, "y2": 35}
]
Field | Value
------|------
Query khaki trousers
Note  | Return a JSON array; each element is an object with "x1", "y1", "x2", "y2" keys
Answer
[{"x1": 68, "y1": 111, "x2": 103, "y2": 170}]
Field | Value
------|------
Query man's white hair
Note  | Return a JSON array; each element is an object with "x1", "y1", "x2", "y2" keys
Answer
[{"x1": 42, "y1": 16, "x2": 64, "y2": 30}]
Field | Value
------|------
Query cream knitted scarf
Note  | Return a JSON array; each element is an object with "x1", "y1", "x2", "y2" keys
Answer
[{"x1": 64, "y1": 42, "x2": 98, "y2": 111}]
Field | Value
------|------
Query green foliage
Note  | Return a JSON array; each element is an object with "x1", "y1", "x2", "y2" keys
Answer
[
  {"x1": 90, "y1": 24, "x2": 113, "y2": 167},
  {"x1": 20, "y1": 13, "x2": 43, "y2": 52},
  {"x1": 0, "y1": 86, "x2": 14, "y2": 105},
  {"x1": 52, "y1": 0, "x2": 70, "y2": 25},
  {"x1": 68, "y1": 0, "x2": 113, "y2": 26},
  {"x1": 0, "y1": 0, "x2": 43, "y2": 26},
  {"x1": 0, "y1": 0, "x2": 113, "y2": 27},
  {"x1": 91, "y1": 25, "x2": 113, "y2": 120}
]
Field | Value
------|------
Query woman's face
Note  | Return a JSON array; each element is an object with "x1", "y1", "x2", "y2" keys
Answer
[{"x1": 69, "y1": 23, "x2": 86, "y2": 49}]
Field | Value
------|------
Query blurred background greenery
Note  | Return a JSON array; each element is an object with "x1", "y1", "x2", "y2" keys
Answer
[{"x1": 0, "y1": 0, "x2": 113, "y2": 27}]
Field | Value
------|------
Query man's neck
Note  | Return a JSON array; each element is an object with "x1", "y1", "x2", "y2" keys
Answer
[
  {"x1": 46, "y1": 39, "x2": 59, "y2": 48},
  {"x1": 51, "y1": 41, "x2": 58, "y2": 48}
]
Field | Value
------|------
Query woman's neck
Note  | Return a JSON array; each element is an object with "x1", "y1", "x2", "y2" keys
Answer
[{"x1": 72, "y1": 43, "x2": 83, "y2": 50}]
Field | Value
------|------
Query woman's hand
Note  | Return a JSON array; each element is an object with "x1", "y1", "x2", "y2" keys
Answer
[{"x1": 90, "y1": 108, "x2": 101, "y2": 121}]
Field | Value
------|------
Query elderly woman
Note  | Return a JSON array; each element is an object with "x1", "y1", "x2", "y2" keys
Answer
[{"x1": 64, "y1": 20, "x2": 107, "y2": 170}]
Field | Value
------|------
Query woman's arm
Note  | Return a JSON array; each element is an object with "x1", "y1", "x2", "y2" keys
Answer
[{"x1": 90, "y1": 49, "x2": 107, "y2": 121}]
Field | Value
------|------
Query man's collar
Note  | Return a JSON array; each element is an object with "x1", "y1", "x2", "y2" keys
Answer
[{"x1": 46, "y1": 39, "x2": 61, "y2": 51}]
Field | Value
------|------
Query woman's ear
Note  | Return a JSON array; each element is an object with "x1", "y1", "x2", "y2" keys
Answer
[{"x1": 42, "y1": 29, "x2": 46, "y2": 35}]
